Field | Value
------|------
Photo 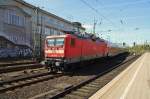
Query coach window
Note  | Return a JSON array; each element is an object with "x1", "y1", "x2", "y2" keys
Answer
[{"x1": 70, "y1": 38, "x2": 75, "y2": 46}]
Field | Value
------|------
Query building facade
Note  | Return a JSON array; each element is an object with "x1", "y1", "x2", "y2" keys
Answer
[{"x1": 0, "y1": 0, "x2": 85, "y2": 58}]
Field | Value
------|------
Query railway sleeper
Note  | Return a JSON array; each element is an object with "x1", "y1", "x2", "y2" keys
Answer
[
  {"x1": 82, "y1": 86, "x2": 98, "y2": 90},
  {"x1": 86, "y1": 84, "x2": 99, "y2": 88},
  {"x1": 65, "y1": 94, "x2": 85, "y2": 99},
  {"x1": 76, "y1": 88, "x2": 97, "y2": 94},
  {"x1": 11, "y1": 82, "x2": 19, "y2": 86},
  {"x1": 77, "y1": 88, "x2": 92, "y2": 93},
  {"x1": 31, "y1": 78, "x2": 39, "y2": 81},
  {"x1": 90, "y1": 82, "x2": 101, "y2": 85},
  {"x1": 18, "y1": 81, "x2": 27, "y2": 84},
  {"x1": 25, "y1": 79, "x2": 33, "y2": 82},
  {"x1": 0, "y1": 87, "x2": 5, "y2": 91},
  {"x1": 70, "y1": 91, "x2": 91, "y2": 97},
  {"x1": 45, "y1": 90, "x2": 62, "y2": 98},
  {"x1": 3, "y1": 84, "x2": 12, "y2": 88},
  {"x1": 94, "y1": 80, "x2": 103, "y2": 83}
]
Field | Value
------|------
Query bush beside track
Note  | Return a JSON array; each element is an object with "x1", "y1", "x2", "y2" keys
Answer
[{"x1": 126, "y1": 44, "x2": 150, "y2": 55}]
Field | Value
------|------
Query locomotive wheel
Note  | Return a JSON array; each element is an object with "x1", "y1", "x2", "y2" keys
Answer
[{"x1": 47, "y1": 66, "x2": 57, "y2": 73}]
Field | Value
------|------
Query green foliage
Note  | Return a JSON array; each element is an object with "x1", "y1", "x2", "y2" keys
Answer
[{"x1": 126, "y1": 44, "x2": 150, "y2": 55}]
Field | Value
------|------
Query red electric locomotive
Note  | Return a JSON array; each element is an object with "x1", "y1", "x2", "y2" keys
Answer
[{"x1": 44, "y1": 31, "x2": 110, "y2": 72}]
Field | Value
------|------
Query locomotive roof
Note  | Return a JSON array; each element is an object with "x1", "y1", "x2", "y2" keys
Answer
[
  {"x1": 63, "y1": 31, "x2": 106, "y2": 41},
  {"x1": 46, "y1": 32, "x2": 106, "y2": 43},
  {"x1": 46, "y1": 35, "x2": 67, "y2": 38}
]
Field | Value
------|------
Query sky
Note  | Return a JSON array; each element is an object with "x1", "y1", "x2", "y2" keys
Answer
[{"x1": 24, "y1": 0, "x2": 150, "y2": 46}]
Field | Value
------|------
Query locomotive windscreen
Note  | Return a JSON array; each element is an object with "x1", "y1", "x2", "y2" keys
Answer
[
  {"x1": 47, "y1": 39, "x2": 55, "y2": 46},
  {"x1": 47, "y1": 38, "x2": 64, "y2": 46}
]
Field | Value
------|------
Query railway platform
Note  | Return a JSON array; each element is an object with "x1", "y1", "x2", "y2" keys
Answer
[{"x1": 90, "y1": 52, "x2": 150, "y2": 99}]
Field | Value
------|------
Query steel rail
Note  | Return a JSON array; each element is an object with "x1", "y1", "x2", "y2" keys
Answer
[
  {"x1": 0, "y1": 73, "x2": 63, "y2": 93},
  {"x1": 0, "y1": 63, "x2": 44, "y2": 73}
]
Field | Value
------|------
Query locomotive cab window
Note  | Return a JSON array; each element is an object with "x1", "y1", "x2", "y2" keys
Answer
[
  {"x1": 70, "y1": 38, "x2": 75, "y2": 46},
  {"x1": 47, "y1": 39, "x2": 55, "y2": 46},
  {"x1": 47, "y1": 38, "x2": 64, "y2": 46},
  {"x1": 55, "y1": 38, "x2": 64, "y2": 46}
]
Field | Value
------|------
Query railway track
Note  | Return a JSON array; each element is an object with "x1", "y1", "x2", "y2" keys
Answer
[
  {"x1": 0, "y1": 60, "x2": 36, "y2": 67},
  {"x1": 0, "y1": 62, "x2": 44, "y2": 74},
  {"x1": 0, "y1": 72, "x2": 63, "y2": 93},
  {"x1": 29, "y1": 54, "x2": 139, "y2": 99}
]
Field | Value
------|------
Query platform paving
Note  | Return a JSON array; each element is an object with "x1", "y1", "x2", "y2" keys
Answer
[{"x1": 90, "y1": 52, "x2": 150, "y2": 99}]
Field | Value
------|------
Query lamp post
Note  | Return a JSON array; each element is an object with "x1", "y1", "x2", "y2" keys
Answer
[
  {"x1": 93, "y1": 18, "x2": 97, "y2": 34},
  {"x1": 34, "y1": 6, "x2": 41, "y2": 60},
  {"x1": 33, "y1": 6, "x2": 44, "y2": 61},
  {"x1": 40, "y1": 15, "x2": 43, "y2": 60},
  {"x1": 32, "y1": 7, "x2": 39, "y2": 60}
]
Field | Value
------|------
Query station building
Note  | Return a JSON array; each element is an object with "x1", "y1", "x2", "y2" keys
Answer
[{"x1": 0, "y1": 0, "x2": 85, "y2": 58}]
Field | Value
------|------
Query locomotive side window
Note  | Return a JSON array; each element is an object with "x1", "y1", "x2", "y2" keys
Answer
[{"x1": 70, "y1": 38, "x2": 75, "y2": 46}]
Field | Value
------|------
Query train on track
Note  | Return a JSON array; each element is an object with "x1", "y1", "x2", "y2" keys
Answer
[{"x1": 44, "y1": 31, "x2": 124, "y2": 72}]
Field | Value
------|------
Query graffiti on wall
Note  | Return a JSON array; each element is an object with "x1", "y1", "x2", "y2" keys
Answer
[{"x1": 0, "y1": 47, "x2": 33, "y2": 58}]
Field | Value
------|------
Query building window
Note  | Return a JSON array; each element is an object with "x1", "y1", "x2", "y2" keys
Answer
[
  {"x1": 45, "y1": 27, "x2": 51, "y2": 35},
  {"x1": 50, "y1": 29, "x2": 54, "y2": 35},
  {"x1": 53, "y1": 30, "x2": 58, "y2": 35},
  {"x1": 60, "y1": 32, "x2": 62, "y2": 35},
  {"x1": 5, "y1": 9, "x2": 25, "y2": 27}
]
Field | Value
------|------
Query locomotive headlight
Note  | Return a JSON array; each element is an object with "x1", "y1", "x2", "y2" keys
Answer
[{"x1": 45, "y1": 50, "x2": 48, "y2": 53}]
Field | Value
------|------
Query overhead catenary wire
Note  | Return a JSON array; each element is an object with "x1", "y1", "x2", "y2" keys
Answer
[
  {"x1": 80, "y1": 0, "x2": 121, "y2": 30},
  {"x1": 95, "y1": 0, "x2": 149, "y2": 9},
  {"x1": 80, "y1": 0, "x2": 150, "y2": 30},
  {"x1": 95, "y1": 0, "x2": 125, "y2": 26}
]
